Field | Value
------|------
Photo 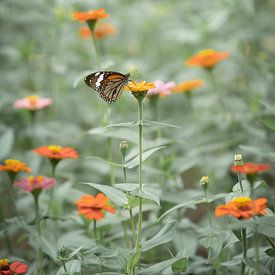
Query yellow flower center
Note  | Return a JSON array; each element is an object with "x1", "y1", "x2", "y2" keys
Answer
[
  {"x1": 232, "y1": 197, "x2": 251, "y2": 204},
  {"x1": 198, "y1": 49, "x2": 215, "y2": 56},
  {"x1": 0, "y1": 258, "x2": 9, "y2": 267},
  {"x1": 48, "y1": 145, "x2": 63, "y2": 153},
  {"x1": 28, "y1": 175, "x2": 44, "y2": 183},
  {"x1": 5, "y1": 159, "x2": 21, "y2": 165},
  {"x1": 27, "y1": 95, "x2": 39, "y2": 106}
]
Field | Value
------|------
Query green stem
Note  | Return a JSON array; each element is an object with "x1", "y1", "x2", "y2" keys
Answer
[
  {"x1": 254, "y1": 225, "x2": 260, "y2": 275},
  {"x1": 47, "y1": 164, "x2": 56, "y2": 214},
  {"x1": 241, "y1": 228, "x2": 247, "y2": 275},
  {"x1": 62, "y1": 261, "x2": 68, "y2": 272},
  {"x1": 135, "y1": 98, "x2": 143, "y2": 252},
  {"x1": 204, "y1": 190, "x2": 213, "y2": 228},
  {"x1": 238, "y1": 173, "x2": 244, "y2": 193},
  {"x1": 122, "y1": 153, "x2": 136, "y2": 246},
  {"x1": 34, "y1": 194, "x2": 42, "y2": 274},
  {"x1": 94, "y1": 220, "x2": 98, "y2": 245},
  {"x1": 108, "y1": 137, "x2": 115, "y2": 185},
  {"x1": 91, "y1": 32, "x2": 100, "y2": 69}
]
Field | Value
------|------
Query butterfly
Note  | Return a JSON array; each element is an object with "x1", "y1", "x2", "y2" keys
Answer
[{"x1": 84, "y1": 71, "x2": 130, "y2": 103}]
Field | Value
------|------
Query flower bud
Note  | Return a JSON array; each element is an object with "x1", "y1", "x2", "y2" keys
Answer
[
  {"x1": 58, "y1": 246, "x2": 69, "y2": 259},
  {"x1": 120, "y1": 140, "x2": 128, "y2": 156},
  {"x1": 200, "y1": 176, "x2": 209, "y2": 192},
  {"x1": 234, "y1": 153, "x2": 244, "y2": 166}
]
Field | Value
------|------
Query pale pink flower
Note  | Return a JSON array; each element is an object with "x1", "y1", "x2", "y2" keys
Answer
[
  {"x1": 14, "y1": 175, "x2": 56, "y2": 192},
  {"x1": 147, "y1": 80, "x2": 175, "y2": 97},
  {"x1": 14, "y1": 95, "x2": 53, "y2": 111}
]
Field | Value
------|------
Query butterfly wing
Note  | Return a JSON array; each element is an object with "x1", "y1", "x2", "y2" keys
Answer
[{"x1": 84, "y1": 71, "x2": 130, "y2": 103}]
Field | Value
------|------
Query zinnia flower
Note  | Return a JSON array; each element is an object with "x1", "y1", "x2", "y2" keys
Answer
[
  {"x1": 76, "y1": 193, "x2": 116, "y2": 220},
  {"x1": 185, "y1": 49, "x2": 229, "y2": 69},
  {"x1": 172, "y1": 79, "x2": 204, "y2": 93},
  {"x1": 231, "y1": 162, "x2": 271, "y2": 175},
  {"x1": 80, "y1": 23, "x2": 117, "y2": 39},
  {"x1": 0, "y1": 258, "x2": 28, "y2": 275},
  {"x1": 126, "y1": 80, "x2": 155, "y2": 93},
  {"x1": 0, "y1": 159, "x2": 32, "y2": 174},
  {"x1": 14, "y1": 175, "x2": 56, "y2": 192},
  {"x1": 33, "y1": 145, "x2": 79, "y2": 160},
  {"x1": 13, "y1": 95, "x2": 52, "y2": 111},
  {"x1": 72, "y1": 8, "x2": 109, "y2": 23},
  {"x1": 215, "y1": 197, "x2": 268, "y2": 219},
  {"x1": 147, "y1": 80, "x2": 175, "y2": 97}
]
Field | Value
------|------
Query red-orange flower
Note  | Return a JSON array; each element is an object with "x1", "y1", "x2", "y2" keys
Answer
[
  {"x1": 0, "y1": 258, "x2": 29, "y2": 275},
  {"x1": 33, "y1": 145, "x2": 79, "y2": 160},
  {"x1": 231, "y1": 162, "x2": 271, "y2": 175},
  {"x1": 79, "y1": 23, "x2": 117, "y2": 39},
  {"x1": 186, "y1": 49, "x2": 229, "y2": 69},
  {"x1": 76, "y1": 193, "x2": 116, "y2": 220},
  {"x1": 0, "y1": 159, "x2": 32, "y2": 173},
  {"x1": 172, "y1": 79, "x2": 204, "y2": 93},
  {"x1": 72, "y1": 8, "x2": 109, "y2": 23},
  {"x1": 215, "y1": 197, "x2": 268, "y2": 219}
]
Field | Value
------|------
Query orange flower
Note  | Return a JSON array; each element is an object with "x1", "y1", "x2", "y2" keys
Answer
[
  {"x1": 76, "y1": 193, "x2": 116, "y2": 220},
  {"x1": 72, "y1": 8, "x2": 109, "y2": 23},
  {"x1": 0, "y1": 258, "x2": 29, "y2": 275},
  {"x1": 80, "y1": 23, "x2": 117, "y2": 39},
  {"x1": 126, "y1": 80, "x2": 155, "y2": 93},
  {"x1": 33, "y1": 145, "x2": 79, "y2": 160},
  {"x1": 172, "y1": 79, "x2": 204, "y2": 93},
  {"x1": 186, "y1": 49, "x2": 229, "y2": 69},
  {"x1": 215, "y1": 197, "x2": 268, "y2": 219},
  {"x1": 231, "y1": 162, "x2": 271, "y2": 175},
  {"x1": 0, "y1": 159, "x2": 32, "y2": 173}
]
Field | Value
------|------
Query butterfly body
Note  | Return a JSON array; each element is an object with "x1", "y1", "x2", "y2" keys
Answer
[{"x1": 84, "y1": 71, "x2": 130, "y2": 103}]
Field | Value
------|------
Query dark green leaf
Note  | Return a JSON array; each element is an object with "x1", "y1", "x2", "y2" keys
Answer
[{"x1": 172, "y1": 258, "x2": 188, "y2": 272}]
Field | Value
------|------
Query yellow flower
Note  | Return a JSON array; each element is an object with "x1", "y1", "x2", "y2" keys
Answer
[
  {"x1": 126, "y1": 80, "x2": 155, "y2": 92},
  {"x1": 172, "y1": 80, "x2": 204, "y2": 93}
]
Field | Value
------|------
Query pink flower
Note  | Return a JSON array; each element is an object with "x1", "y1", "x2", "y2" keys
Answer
[
  {"x1": 14, "y1": 175, "x2": 56, "y2": 192},
  {"x1": 147, "y1": 80, "x2": 175, "y2": 97},
  {"x1": 0, "y1": 258, "x2": 29, "y2": 275},
  {"x1": 14, "y1": 95, "x2": 53, "y2": 111}
]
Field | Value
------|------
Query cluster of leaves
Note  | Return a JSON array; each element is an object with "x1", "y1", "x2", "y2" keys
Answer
[{"x1": 1, "y1": 0, "x2": 275, "y2": 274}]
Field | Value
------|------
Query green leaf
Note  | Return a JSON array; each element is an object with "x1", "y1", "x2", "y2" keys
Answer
[
  {"x1": 172, "y1": 258, "x2": 188, "y2": 272},
  {"x1": 265, "y1": 248, "x2": 275, "y2": 258},
  {"x1": 56, "y1": 260, "x2": 81, "y2": 275},
  {"x1": 81, "y1": 182, "x2": 128, "y2": 207},
  {"x1": 87, "y1": 156, "x2": 124, "y2": 168},
  {"x1": 68, "y1": 246, "x2": 82, "y2": 259},
  {"x1": 158, "y1": 193, "x2": 227, "y2": 221},
  {"x1": 126, "y1": 146, "x2": 166, "y2": 169},
  {"x1": 137, "y1": 255, "x2": 184, "y2": 274},
  {"x1": 258, "y1": 216, "x2": 275, "y2": 238},
  {"x1": 106, "y1": 121, "x2": 138, "y2": 127},
  {"x1": 131, "y1": 186, "x2": 161, "y2": 205},
  {"x1": 0, "y1": 128, "x2": 14, "y2": 159},
  {"x1": 142, "y1": 221, "x2": 176, "y2": 252},
  {"x1": 143, "y1": 120, "x2": 181, "y2": 128},
  {"x1": 262, "y1": 117, "x2": 275, "y2": 131}
]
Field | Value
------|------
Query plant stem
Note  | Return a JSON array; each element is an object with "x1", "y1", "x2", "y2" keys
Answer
[
  {"x1": 108, "y1": 137, "x2": 115, "y2": 185},
  {"x1": 34, "y1": 194, "x2": 42, "y2": 274},
  {"x1": 91, "y1": 32, "x2": 100, "y2": 69},
  {"x1": 254, "y1": 225, "x2": 260, "y2": 275},
  {"x1": 122, "y1": 153, "x2": 136, "y2": 246},
  {"x1": 62, "y1": 261, "x2": 68, "y2": 272},
  {"x1": 135, "y1": 98, "x2": 143, "y2": 253},
  {"x1": 238, "y1": 172, "x2": 244, "y2": 193},
  {"x1": 241, "y1": 228, "x2": 247, "y2": 275},
  {"x1": 204, "y1": 190, "x2": 213, "y2": 229},
  {"x1": 47, "y1": 164, "x2": 56, "y2": 214},
  {"x1": 94, "y1": 220, "x2": 98, "y2": 245}
]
